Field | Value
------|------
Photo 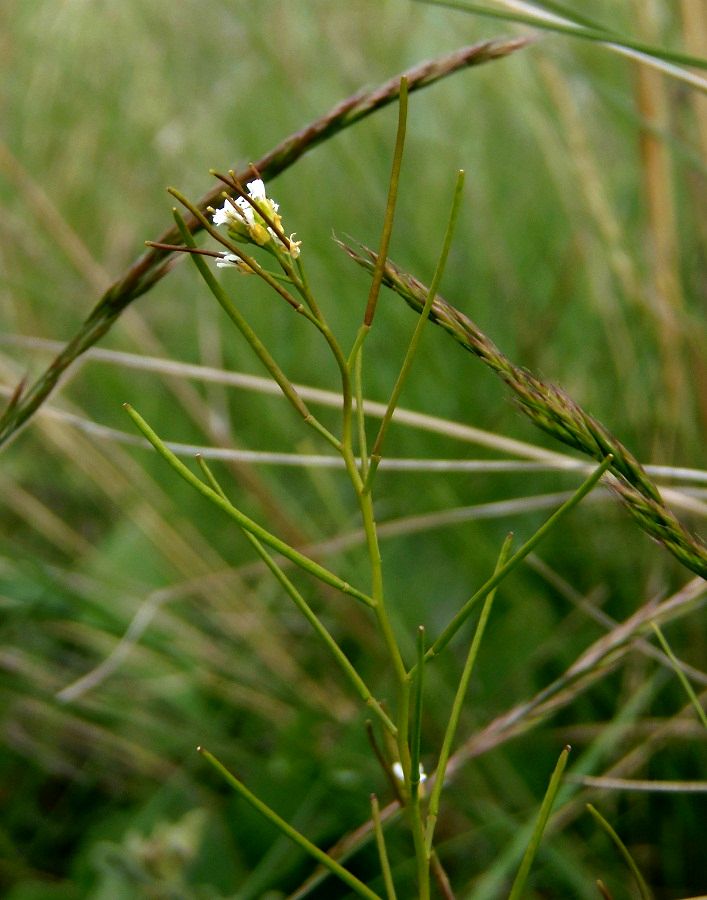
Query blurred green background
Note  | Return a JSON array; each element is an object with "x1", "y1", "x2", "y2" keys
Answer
[{"x1": 1, "y1": 1, "x2": 706, "y2": 897}]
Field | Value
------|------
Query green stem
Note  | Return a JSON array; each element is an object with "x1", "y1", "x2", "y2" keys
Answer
[
  {"x1": 651, "y1": 623, "x2": 707, "y2": 730},
  {"x1": 290, "y1": 255, "x2": 354, "y2": 421},
  {"x1": 171, "y1": 208, "x2": 341, "y2": 452},
  {"x1": 364, "y1": 170, "x2": 465, "y2": 492},
  {"x1": 357, "y1": 487, "x2": 407, "y2": 683},
  {"x1": 426, "y1": 456, "x2": 612, "y2": 658},
  {"x1": 353, "y1": 341, "x2": 370, "y2": 481},
  {"x1": 410, "y1": 793, "x2": 430, "y2": 900},
  {"x1": 198, "y1": 747, "x2": 382, "y2": 900},
  {"x1": 508, "y1": 745, "x2": 571, "y2": 900},
  {"x1": 124, "y1": 404, "x2": 374, "y2": 607},
  {"x1": 410, "y1": 626, "x2": 425, "y2": 797},
  {"x1": 409, "y1": 625, "x2": 429, "y2": 899},
  {"x1": 293, "y1": 255, "x2": 326, "y2": 321},
  {"x1": 371, "y1": 794, "x2": 398, "y2": 900},
  {"x1": 364, "y1": 77, "x2": 408, "y2": 327},
  {"x1": 425, "y1": 533, "x2": 513, "y2": 854},
  {"x1": 197, "y1": 456, "x2": 396, "y2": 735}
]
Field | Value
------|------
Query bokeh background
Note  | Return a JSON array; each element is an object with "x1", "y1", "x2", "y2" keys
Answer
[{"x1": 1, "y1": 1, "x2": 706, "y2": 897}]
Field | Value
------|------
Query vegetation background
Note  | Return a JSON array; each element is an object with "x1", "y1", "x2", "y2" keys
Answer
[{"x1": 1, "y1": 1, "x2": 705, "y2": 897}]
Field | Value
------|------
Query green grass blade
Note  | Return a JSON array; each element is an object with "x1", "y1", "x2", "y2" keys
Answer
[
  {"x1": 363, "y1": 76, "x2": 408, "y2": 328},
  {"x1": 364, "y1": 170, "x2": 465, "y2": 490},
  {"x1": 410, "y1": 625, "x2": 425, "y2": 798},
  {"x1": 651, "y1": 623, "x2": 707, "y2": 730},
  {"x1": 586, "y1": 804, "x2": 653, "y2": 900},
  {"x1": 415, "y1": 0, "x2": 707, "y2": 83}
]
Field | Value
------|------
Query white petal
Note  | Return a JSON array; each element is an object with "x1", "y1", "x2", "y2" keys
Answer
[
  {"x1": 235, "y1": 195, "x2": 255, "y2": 223},
  {"x1": 216, "y1": 253, "x2": 240, "y2": 268},
  {"x1": 246, "y1": 179, "x2": 266, "y2": 199},
  {"x1": 212, "y1": 205, "x2": 230, "y2": 226}
]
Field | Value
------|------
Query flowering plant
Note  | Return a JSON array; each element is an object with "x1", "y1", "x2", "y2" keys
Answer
[{"x1": 128, "y1": 83, "x2": 611, "y2": 900}]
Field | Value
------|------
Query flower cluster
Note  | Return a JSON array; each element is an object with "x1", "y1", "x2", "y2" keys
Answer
[{"x1": 211, "y1": 178, "x2": 301, "y2": 268}]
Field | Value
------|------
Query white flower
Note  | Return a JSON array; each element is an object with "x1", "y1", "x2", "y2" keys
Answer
[
  {"x1": 288, "y1": 233, "x2": 302, "y2": 260},
  {"x1": 215, "y1": 252, "x2": 239, "y2": 268},
  {"x1": 392, "y1": 762, "x2": 427, "y2": 783},
  {"x1": 216, "y1": 252, "x2": 253, "y2": 274},
  {"x1": 233, "y1": 180, "x2": 279, "y2": 226},
  {"x1": 212, "y1": 199, "x2": 244, "y2": 228},
  {"x1": 211, "y1": 178, "x2": 300, "y2": 259},
  {"x1": 245, "y1": 178, "x2": 267, "y2": 201}
]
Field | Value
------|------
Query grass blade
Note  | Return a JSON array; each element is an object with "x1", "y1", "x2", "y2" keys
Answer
[
  {"x1": 364, "y1": 169, "x2": 466, "y2": 490},
  {"x1": 651, "y1": 623, "x2": 707, "y2": 730},
  {"x1": 586, "y1": 803, "x2": 653, "y2": 900},
  {"x1": 414, "y1": 0, "x2": 707, "y2": 85}
]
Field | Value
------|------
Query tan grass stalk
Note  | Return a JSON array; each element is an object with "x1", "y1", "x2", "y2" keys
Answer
[
  {"x1": 340, "y1": 243, "x2": 707, "y2": 580},
  {"x1": 633, "y1": 0, "x2": 689, "y2": 434}
]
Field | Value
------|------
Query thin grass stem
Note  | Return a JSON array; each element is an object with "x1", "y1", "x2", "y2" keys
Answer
[
  {"x1": 363, "y1": 77, "x2": 408, "y2": 328},
  {"x1": 410, "y1": 626, "x2": 425, "y2": 797},
  {"x1": 354, "y1": 347, "x2": 370, "y2": 480},
  {"x1": 409, "y1": 625, "x2": 430, "y2": 899},
  {"x1": 415, "y1": 0, "x2": 707, "y2": 81},
  {"x1": 347, "y1": 76, "x2": 408, "y2": 490}
]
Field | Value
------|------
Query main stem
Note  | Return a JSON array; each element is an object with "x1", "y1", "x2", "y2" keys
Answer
[{"x1": 352, "y1": 455, "x2": 428, "y2": 896}]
